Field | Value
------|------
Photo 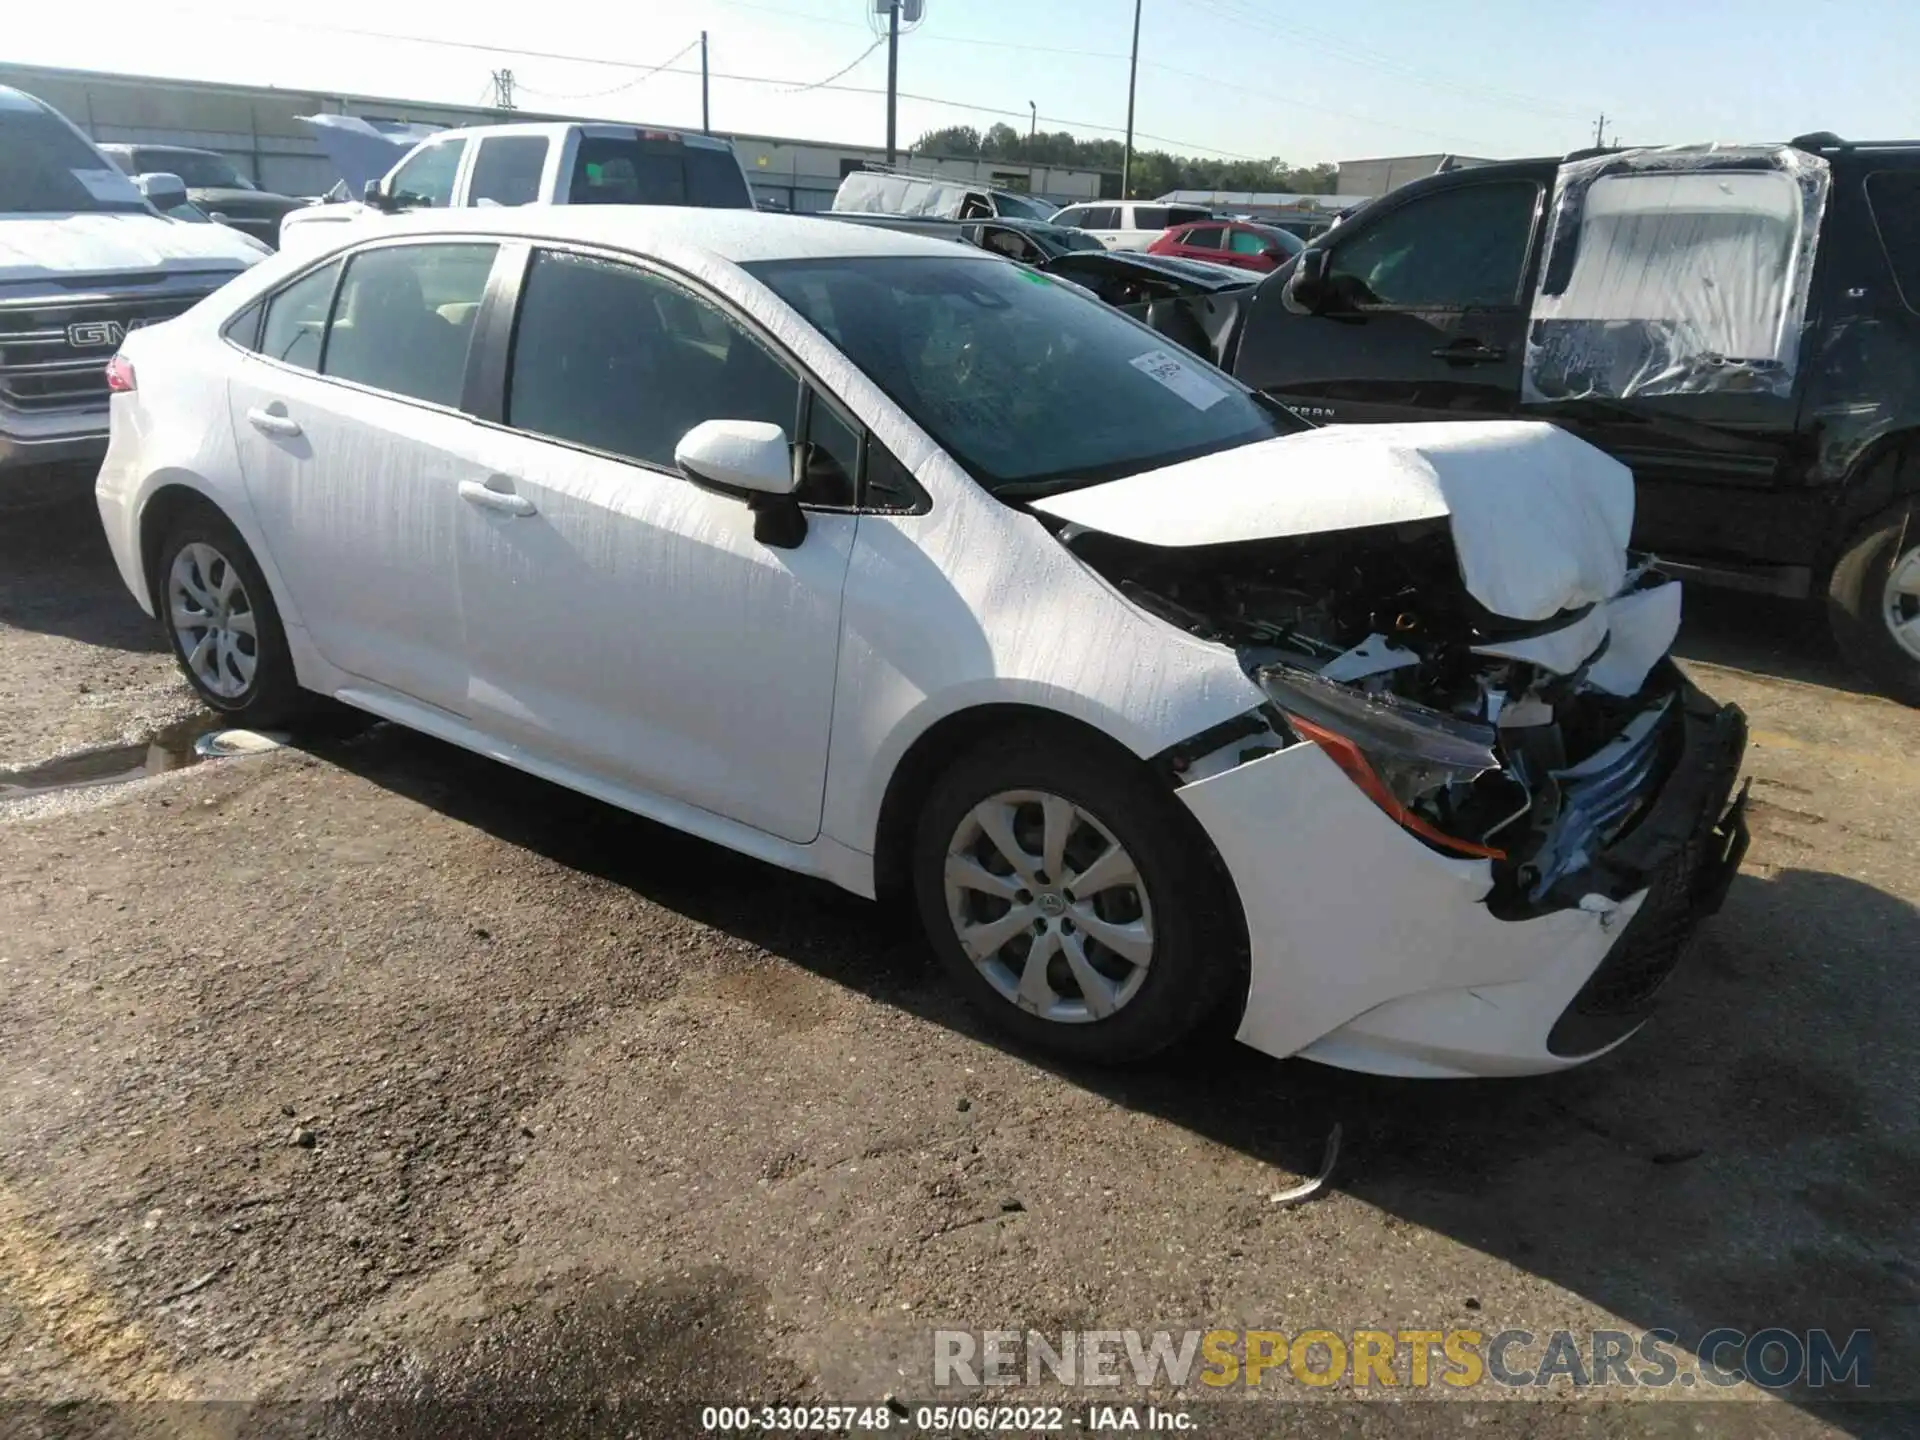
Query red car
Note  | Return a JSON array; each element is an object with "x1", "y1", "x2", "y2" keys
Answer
[{"x1": 1148, "y1": 218, "x2": 1305, "y2": 273}]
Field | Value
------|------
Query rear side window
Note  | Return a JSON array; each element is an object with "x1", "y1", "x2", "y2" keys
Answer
[
  {"x1": 506, "y1": 249, "x2": 798, "y2": 468},
  {"x1": 568, "y1": 136, "x2": 753, "y2": 209},
  {"x1": 469, "y1": 136, "x2": 548, "y2": 207},
  {"x1": 1867, "y1": 172, "x2": 1920, "y2": 314},
  {"x1": 1132, "y1": 206, "x2": 1170, "y2": 231},
  {"x1": 1327, "y1": 180, "x2": 1539, "y2": 309},
  {"x1": 1167, "y1": 206, "x2": 1213, "y2": 226},
  {"x1": 323, "y1": 243, "x2": 497, "y2": 406},
  {"x1": 1182, "y1": 225, "x2": 1225, "y2": 249},
  {"x1": 388, "y1": 140, "x2": 465, "y2": 207},
  {"x1": 256, "y1": 260, "x2": 342, "y2": 371}
]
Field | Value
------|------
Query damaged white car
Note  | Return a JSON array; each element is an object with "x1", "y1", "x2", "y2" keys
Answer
[{"x1": 96, "y1": 209, "x2": 1750, "y2": 1078}]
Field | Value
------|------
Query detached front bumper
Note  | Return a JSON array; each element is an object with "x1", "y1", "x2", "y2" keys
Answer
[{"x1": 1175, "y1": 679, "x2": 1748, "y2": 1078}]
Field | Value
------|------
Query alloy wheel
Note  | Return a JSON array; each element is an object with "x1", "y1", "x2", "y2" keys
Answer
[
  {"x1": 943, "y1": 788, "x2": 1155, "y2": 1024},
  {"x1": 168, "y1": 542, "x2": 259, "y2": 700},
  {"x1": 1883, "y1": 541, "x2": 1920, "y2": 664}
]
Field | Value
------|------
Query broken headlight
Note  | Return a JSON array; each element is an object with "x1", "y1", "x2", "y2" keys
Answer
[{"x1": 1254, "y1": 662, "x2": 1508, "y2": 859}]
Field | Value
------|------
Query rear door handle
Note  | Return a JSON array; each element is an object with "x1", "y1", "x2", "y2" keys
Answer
[
  {"x1": 246, "y1": 407, "x2": 302, "y2": 438},
  {"x1": 459, "y1": 478, "x2": 536, "y2": 517},
  {"x1": 1430, "y1": 341, "x2": 1507, "y2": 365}
]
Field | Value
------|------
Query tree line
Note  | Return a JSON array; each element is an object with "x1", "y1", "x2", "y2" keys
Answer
[{"x1": 910, "y1": 123, "x2": 1339, "y2": 197}]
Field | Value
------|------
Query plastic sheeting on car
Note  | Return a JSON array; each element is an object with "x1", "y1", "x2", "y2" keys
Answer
[{"x1": 1521, "y1": 144, "x2": 1830, "y2": 404}]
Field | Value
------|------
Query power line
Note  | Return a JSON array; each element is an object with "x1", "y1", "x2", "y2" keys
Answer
[
  {"x1": 516, "y1": 38, "x2": 700, "y2": 101},
  {"x1": 780, "y1": 36, "x2": 887, "y2": 95},
  {"x1": 143, "y1": 5, "x2": 1268, "y2": 161}
]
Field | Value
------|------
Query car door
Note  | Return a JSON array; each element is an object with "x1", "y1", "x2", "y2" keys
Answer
[
  {"x1": 1232, "y1": 176, "x2": 1545, "y2": 426},
  {"x1": 225, "y1": 239, "x2": 502, "y2": 713},
  {"x1": 455, "y1": 245, "x2": 856, "y2": 844},
  {"x1": 1168, "y1": 223, "x2": 1225, "y2": 262}
]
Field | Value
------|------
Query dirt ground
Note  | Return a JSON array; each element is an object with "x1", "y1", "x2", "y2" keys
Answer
[{"x1": 1, "y1": 495, "x2": 1916, "y2": 1439}]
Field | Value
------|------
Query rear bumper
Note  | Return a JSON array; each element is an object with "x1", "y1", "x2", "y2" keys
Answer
[{"x1": 1176, "y1": 678, "x2": 1749, "y2": 1078}]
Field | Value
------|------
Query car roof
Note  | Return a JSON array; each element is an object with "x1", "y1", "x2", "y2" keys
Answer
[{"x1": 343, "y1": 205, "x2": 1006, "y2": 265}]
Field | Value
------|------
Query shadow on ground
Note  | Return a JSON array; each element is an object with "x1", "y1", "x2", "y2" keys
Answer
[
  {"x1": 307, "y1": 711, "x2": 1919, "y2": 1438},
  {"x1": 0, "y1": 493, "x2": 163, "y2": 654}
]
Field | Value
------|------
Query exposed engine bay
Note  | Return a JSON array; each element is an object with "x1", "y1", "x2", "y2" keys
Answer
[{"x1": 1053, "y1": 517, "x2": 1687, "y2": 911}]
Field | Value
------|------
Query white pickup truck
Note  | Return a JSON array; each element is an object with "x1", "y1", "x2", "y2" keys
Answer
[
  {"x1": 0, "y1": 85, "x2": 267, "y2": 483},
  {"x1": 281, "y1": 120, "x2": 757, "y2": 254}
]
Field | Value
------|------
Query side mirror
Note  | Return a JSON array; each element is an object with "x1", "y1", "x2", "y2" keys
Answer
[
  {"x1": 363, "y1": 177, "x2": 395, "y2": 212},
  {"x1": 675, "y1": 419, "x2": 807, "y2": 548},
  {"x1": 1286, "y1": 248, "x2": 1330, "y2": 312},
  {"x1": 136, "y1": 172, "x2": 189, "y2": 214}
]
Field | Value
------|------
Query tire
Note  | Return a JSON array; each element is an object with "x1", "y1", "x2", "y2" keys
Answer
[
  {"x1": 153, "y1": 506, "x2": 314, "y2": 728},
  {"x1": 1826, "y1": 496, "x2": 1920, "y2": 707},
  {"x1": 911, "y1": 725, "x2": 1245, "y2": 1065}
]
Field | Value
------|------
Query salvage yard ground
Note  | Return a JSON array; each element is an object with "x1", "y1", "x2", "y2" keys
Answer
[{"x1": 1, "y1": 497, "x2": 1916, "y2": 1437}]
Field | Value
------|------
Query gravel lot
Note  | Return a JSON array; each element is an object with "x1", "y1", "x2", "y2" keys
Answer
[{"x1": 1, "y1": 495, "x2": 1916, "y2": 1438}]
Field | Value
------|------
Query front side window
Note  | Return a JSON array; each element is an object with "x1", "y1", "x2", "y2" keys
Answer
[
  {"x1": 1082, "y1": 206, "x2": 1119, "y2": 230},
  {"x1": 1182, "y1": 225, "x2": 1225, "y2": 249},
  {"x1": 322, "y1": 243, "x2": 496, "y2": 406},
  {"x1": 747, "y1": 255, "x2": 1298, "y2": 496},
  {"x1": 255, "y1": 260, "x2": 342, "y2": 371},
  {"x1": 1230, "y1": 227, "x2": 1298, "y2": 257},
  {"x1": 1327, "y1": 180, "x2": 1539, "y2": 309},
  {"x1": 507, "y1": 249, "x2": 798, "y2": 468},
  {"x1": 469, "y1": 136, "x2": 549, "y2": 207},
  {"x1": 1866, "y1": 171, "x2": 1920, "y2": 314},
  {"x1": 388, "y1": 140, "x2": 466, "y2": 207}
]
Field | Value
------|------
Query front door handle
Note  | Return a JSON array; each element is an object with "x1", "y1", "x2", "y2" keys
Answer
[
  {"x1": 246, "y1": 406, "x2": 302, "y2": 438},
  {"x1": 1431, "y1": 340, "x2": 1508, "y2": 365},
  {"x1": 459, "y1": 478, "x2": 536, "y2": 517}
]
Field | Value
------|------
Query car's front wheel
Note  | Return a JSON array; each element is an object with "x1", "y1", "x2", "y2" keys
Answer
[
  {"x1": 911, "y1": 726, "x2": 1244, "y2": 1064},
  {"x1": 154, "y1": 508, "x2": 312, "y2": 727},
  {"x1": 1827, "y1": 496, "x2": 1920, "y2": 706}
]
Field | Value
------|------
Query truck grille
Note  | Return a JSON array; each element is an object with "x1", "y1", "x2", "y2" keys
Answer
[{"x1": 0, "y1": 290, "x2": 212, "y2": 412}]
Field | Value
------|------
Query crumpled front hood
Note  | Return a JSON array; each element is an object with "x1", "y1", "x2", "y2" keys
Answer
[
  {"x1": 0, "y1": 212, "x2": 264, "y2": 284},
  {"x1": 1031, "y1": 420, "x2": 1635, "y2": 622}
]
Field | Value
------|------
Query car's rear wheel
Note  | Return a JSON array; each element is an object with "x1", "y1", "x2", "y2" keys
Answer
[
  {"x1": 155, "y1": 509, "x2": 312, "y2": 727},
  {"x1": 1827, "y1": 496, "x2": 1920, "y2": 706},
  {"x1": 911, "y1": 726, "x2": 1244, "y2": 1064}
]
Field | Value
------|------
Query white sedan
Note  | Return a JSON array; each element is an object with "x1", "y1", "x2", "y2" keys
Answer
[{"x1": 97, "y1": 208, "x2": 1750, "y2": 1077}]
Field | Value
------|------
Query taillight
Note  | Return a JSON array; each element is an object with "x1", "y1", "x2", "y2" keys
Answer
[{"x1": 105, "y1": 355, "x2": 137, "y2": 393}]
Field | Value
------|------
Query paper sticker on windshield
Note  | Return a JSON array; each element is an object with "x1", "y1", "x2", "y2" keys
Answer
[
  {"x1": 1129, "y1": 348, "x2": 1229, "y2": 410},
  {"x1": 72, "y1": 168, "x2": 140, "y2": 202}
]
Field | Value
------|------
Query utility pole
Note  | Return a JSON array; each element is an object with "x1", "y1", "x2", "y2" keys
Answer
[
  {"x1": 1121, "y1": 0, "x2": 1142, "y2": 198},
  {"x1": 1593, "y1": 112, "x2": 1608, "y2": 148},
  {"x1": 491, "y1": 68, "x2": 516, "y2": 111},
  {"x1": 1029, "y1": 100, "x2": 1036, "y2": 140},
  {"x1": 701, "y1": 31, "x2": 711, "y2": 133},
  {"x1": 885, "y1": 1, "x2": 900, "y2": 164}
]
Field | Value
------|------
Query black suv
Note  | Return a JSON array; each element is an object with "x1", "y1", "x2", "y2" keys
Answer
[{"x1": 1224, "y1": 136, "x2": 1920, "y2": 703}]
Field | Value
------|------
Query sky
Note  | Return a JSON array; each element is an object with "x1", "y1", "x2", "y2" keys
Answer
[{"x1": 10, "y1": 0, "x2": 1920, "y2": 167}]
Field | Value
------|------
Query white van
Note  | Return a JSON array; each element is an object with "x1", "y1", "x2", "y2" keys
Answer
[{"x1": 1049, "y1": 200, "x2": 1216, "y2": 251}]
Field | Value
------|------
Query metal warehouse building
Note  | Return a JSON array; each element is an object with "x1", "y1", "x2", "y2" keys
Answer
[{"x1": 0, "y1": 61, "x2": 1106, "y2": 213}]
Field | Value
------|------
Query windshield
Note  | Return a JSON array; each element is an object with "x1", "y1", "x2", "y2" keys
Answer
[
  {"x1": 138, "y1": 149, "x2": 253, "y2": 190},
  {"x1": 746, "y1": 255, "x2": 1296, "y2": 495},
  {"x1": 569, "y1": 136, "x2": 753, "y2": 209},
  {"x1": 0, "y1": 107, "x2": 148, "y2": 215}
]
